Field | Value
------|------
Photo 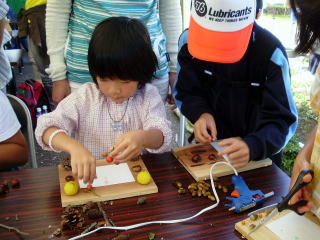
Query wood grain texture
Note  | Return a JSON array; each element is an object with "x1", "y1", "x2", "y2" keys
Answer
[
  {"x1": 0, "y1": 152, "x2": 290, "y2": 240},
  {"x1": 235, "y1": 210, "x2": 320, "y2": 239},
  {"x1": 59, "y1": 158, "x2": 158, "y2": 207},
  {"x1": 172, "y1": 143, "x2": 273, "y2": 181}
]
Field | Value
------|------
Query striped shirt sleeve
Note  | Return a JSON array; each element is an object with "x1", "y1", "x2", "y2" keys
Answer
[{"x1": 0, "y1": 0, "x2": 9, "y2": 20}]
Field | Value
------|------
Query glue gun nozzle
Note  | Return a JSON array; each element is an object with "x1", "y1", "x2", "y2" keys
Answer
[{"x1": 228, "y1": 206, "x2": 235, "y2": 211}]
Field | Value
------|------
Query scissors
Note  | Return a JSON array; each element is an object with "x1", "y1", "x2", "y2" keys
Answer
[{"x1": 247, "y1": 169, "x2": 314, "y2": 235}]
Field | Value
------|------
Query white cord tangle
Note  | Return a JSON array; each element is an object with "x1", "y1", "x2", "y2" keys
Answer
[{"x1": 68, "y1": 161, "x2": 238, "y2": 240}]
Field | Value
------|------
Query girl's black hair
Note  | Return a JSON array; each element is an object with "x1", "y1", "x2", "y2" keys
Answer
[
  {"x1": 88, "y1": 17, "x2": 158, "y2": 87},
  {"x1": 256, "y1": 0, "x2": 263, "y2": 16},
  {"x1": 290, "y1": 0, "x2": 320, "y2": 54}
]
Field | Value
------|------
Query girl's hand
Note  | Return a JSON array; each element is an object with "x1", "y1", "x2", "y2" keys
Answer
[
  {"x1": 70, "y1": 146, "x2": 96, "y2": 184},
  {"x1": 217, "y1": 138, "x2": 249, "y2": 168},
  {"x1": 290, "y1": 156, "x2": 313, "y2": 213},
  {"x1": 194, "y1": 113, "x2": 217, "y2": 143},
  {"x1": 110, "y1": 130, "x2": 144, "y2": 164}
]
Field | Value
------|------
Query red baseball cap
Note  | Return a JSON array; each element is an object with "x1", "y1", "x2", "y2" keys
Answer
[{"x1": 188, "y1": 0, "x2": 256, "y2": 63}]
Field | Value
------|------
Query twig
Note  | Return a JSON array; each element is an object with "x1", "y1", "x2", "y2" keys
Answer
[
  {"x1": 81, "y1": 222, "x2": 97, "y2": 234},
  {"x1": 0, "y1": 223, "x2": 29, "y2": 235},
  {"x1": 97, "y1": 202, "x2": 113, "y2": 226}
]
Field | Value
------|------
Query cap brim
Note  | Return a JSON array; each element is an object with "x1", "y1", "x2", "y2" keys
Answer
[{"x1": 188, "y1": 17, "x2": 253, "y2": 63}]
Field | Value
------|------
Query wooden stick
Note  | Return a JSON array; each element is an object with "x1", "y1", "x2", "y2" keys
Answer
[
  {"x1": 97, "y1": 202, "x2": 113, "y2": 226},
  {"x1": 81, "y1": 222, "x2": 97, "y2": 234},
  {"x1": 0, "y1": 223, "x2": 29, "y2": 235}
]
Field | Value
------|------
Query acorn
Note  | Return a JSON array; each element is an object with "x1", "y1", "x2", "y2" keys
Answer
[
  {"x1": 208, "y1": 153, "x2": 217, "y2": 161},
  {"x1": 1, "y1": 180, "x2": 9, "y2": 191},
  {"x1": 0, "y1": 184, "x2": 8, "y2": 194},
  {"x1": 65, "y1": 175, "x2": 75, "y2": 182},
  {"x1": 191, "y1": 154, "x2": 201, "y2": 163},
  {"x1": 11, "y1": 178, "x2": 20, "y2": 188}
]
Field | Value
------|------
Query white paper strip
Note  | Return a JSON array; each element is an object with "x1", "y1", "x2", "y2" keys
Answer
[
  {"x1": 266, "y1": 211, "x2": 320, "y2": 240},
  {"x1": 79, "y1": 163, "x2": 135, "y2": 188}
]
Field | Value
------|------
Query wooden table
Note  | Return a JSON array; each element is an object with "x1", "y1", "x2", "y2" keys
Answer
[{"x1": 0, "y1": 152, "x2": 290, "y2": 240}]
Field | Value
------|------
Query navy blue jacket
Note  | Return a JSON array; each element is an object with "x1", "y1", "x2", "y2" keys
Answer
[{"x1": 174, "y1": 23, "x2": 298, "y2": 165}]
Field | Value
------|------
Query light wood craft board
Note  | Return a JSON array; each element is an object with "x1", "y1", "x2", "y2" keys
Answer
[
  {"x1": 58, "y1": 158, "x2": 158, "y2": 207},
  {"x1": 235, "y1": 210, "x2": 320, "y2": 240},
  {"x1": 172, "y1": 143, "x2": 272, "y2": 181}
]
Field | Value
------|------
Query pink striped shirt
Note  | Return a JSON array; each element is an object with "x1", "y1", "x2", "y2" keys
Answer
[{"x1": 35, "y1": 83, "x2": 172, "y2": 159}]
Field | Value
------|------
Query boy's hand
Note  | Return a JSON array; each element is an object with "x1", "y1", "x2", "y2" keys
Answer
[
  {"x1": 70, "y1": 147, "x2": 96, "y2": 184},
  {"x1": 290, "y1": 156, "x2": 313, "y2": 213},
  {"x1": 194, "y1": 113, "x2": 217, "y2": 143},
  {"x1": 110, "y1": 130, "x2": 144, "y2": 164},
  {"x1": 217, "y1": 138, "x2": 249, "y2": 168}
]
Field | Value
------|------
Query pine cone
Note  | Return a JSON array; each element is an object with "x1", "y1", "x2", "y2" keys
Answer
[{"x1": 87, "y1": 209, "x2": 103, "y2": 219}]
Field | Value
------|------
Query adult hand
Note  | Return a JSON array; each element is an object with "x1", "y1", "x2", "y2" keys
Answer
[
  {"x1": 290, "y1": 156, "x2": 313, "y2": 214},
  {"x1": 110, "y1": 130, "x2": 144, "y2": 164},
  {"x1": 70, "y1": 146, "x2": 96, "y2": 184},
  {"x1": 217, "y1": 138, "x2": 250, "y2": 168},
  {"x1": 194, "y1": 113, "x2": 217, "y2": 143},
  {"x1": 166, "y1": 72, "x2": 176, "y2": 109},
  {"x1": 52, "y1": 79, "x2": 71, "y2": 105}
]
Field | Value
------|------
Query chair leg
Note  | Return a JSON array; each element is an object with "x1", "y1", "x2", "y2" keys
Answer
[{"x1": 178, "y1": 115, "x2": 186, "y2": 147}]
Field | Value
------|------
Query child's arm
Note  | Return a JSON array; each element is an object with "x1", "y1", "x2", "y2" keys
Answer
[
  {"x1": 0, "y1": 131, "x2": 28, "y2": 170},
  {"x1": 110, "y1": 129, "x2": 163, "y2": 163},
  {"x1": 43, "y1": 127, "x2": 96, "y2": 184},
  {"x1": 217, "y1": 138, "x2": 250, "y2": 168}
]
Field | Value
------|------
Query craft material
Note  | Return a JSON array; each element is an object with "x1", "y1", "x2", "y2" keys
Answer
[
  {"x1": 106, "y1": 156, "x2": 113, "y2": 163},
  {"x1": 78, "y1": 163, "x2": 135, "y2": 188},
  {"x1": 226, "y1": 175, "x2": 274, "y2": 213},
  {"x1": 58, "y1": 158, "x2": 157, "y2": 207},
  {"x1": 235, "y1": 210, "x2": 320, "y2": 240},
  {"x1": 11, "y1": 178, "x2": 20, "y2": 188},
  {"x1": 136, "y1": 170, "x2": 151, "y2": 185},
  {"x1": 266, "y1": 211, "x2": 320, "y2": 240},
  {"x1": 172, "y1": 143, "x2": 272, "y2": 181},
  {"x1": 63, "y1": 181, "x2": 79, "y2": 196},
  {"x1": 67, "y1": 161, "x2": 239, "y2": 240},
  {"x1": 247, "y1": 169, "x2": 314, "y2": 235}
]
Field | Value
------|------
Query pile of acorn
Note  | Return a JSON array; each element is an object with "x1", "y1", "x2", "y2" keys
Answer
[{"x1": 0, "y1": 178, "x2": 20, "y2": 195}]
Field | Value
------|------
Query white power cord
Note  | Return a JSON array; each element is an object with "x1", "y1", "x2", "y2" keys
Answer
[{"x1": 68, "y1": 161, "x2": 238, "y2": 240}]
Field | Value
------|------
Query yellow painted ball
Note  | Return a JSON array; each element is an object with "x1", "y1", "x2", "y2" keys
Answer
[
  {"x1": 137, "y1": 170, "x2": 152, "y2": 185},
  {"x1": 63, "y1": 181, "x2": 79, "y2": 196}
]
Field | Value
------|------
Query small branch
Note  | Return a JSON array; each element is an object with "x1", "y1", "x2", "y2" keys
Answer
[
  {"x1": 0, "y1": 223, "x2": 29, "y2": 236},
  {"x1": 97, "y1": 202, "x2": 113, "y2": 226},
  {"x1": 81, "y1": 222, "x2": 97, "y2": 234}
]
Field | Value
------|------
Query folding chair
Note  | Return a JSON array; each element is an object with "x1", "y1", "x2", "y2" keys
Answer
[{"x1": 7, "y1": 94, "x2": 38, "y2": 168}]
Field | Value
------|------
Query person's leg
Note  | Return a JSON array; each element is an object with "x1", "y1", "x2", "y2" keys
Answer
[
  {"x1": 27, "y1": 37, "x2": 43, "y2": 83},
  {"x1": 151, "y1": 73, "x2": 169, "y2": 102},
  {"x1": 28, "y1": 37, "x2": 53, "y2": 101}
]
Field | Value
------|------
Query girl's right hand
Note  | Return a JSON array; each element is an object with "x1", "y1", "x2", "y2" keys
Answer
[
  {"x1": 194, "y1": 113, "x2": 217, "y2": 143},
  {"x1": 290, "y1": 156, "x2": 313, "y2": 214},
  {"x1": 70, "y1": 147, "x2": 96, "y2": 184}
]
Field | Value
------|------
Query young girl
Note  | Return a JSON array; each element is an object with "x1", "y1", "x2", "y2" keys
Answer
[{"x1": 35, "y1": 17, "x2": 172, "y2": 184}]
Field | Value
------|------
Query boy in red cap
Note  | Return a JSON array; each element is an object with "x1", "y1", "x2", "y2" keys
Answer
[{"x1": 175, "y1": 0, "x2": 298, "y2": 168}]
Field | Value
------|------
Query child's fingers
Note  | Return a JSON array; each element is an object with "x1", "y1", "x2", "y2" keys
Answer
[
  {"x1": 218, "y1": 144, "x2": 237, "y2": 156},
  {"x1": 110, "y1": 142, "x2": 127, "y2": 158},
  {"x1": 89, "y1": 162, "x2": 96, "y2": 183},
  {"x1": 302, "y1": 174, "x2": 313, "y2": 184},
  {"x1": 71, "y1": 162, "x2": 78, "y2": 177},
  {"x1": 207, "y1": 122, "x2": 217, "y2": 140},
  {"x1": 83, "y1": 164, "x2": 90, "y2": 184},
  {"x1": 195, "y1": 125, "x2": 211, "y2": 143},
  {"x1": 77, "y1": 164, "x2": 84, "y2": 181},
  {"x1": 115, "y1": 147, "x2": 138, "y2": 162},
  {"x1": 218, "y1": 138, "x2": 235, "y2": 147}
]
